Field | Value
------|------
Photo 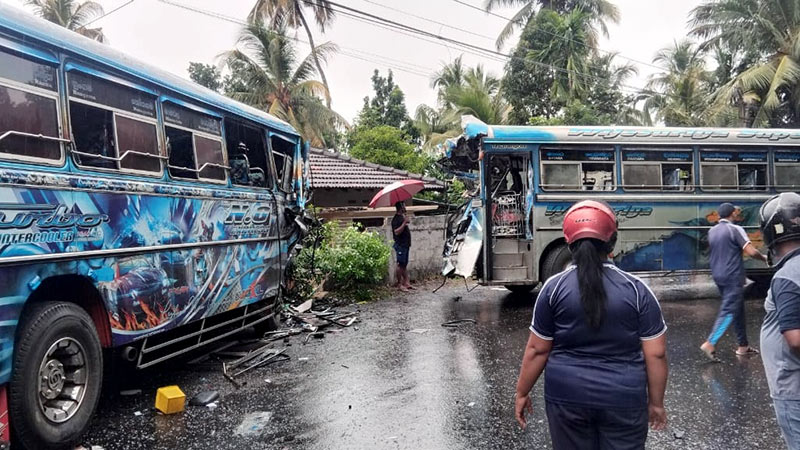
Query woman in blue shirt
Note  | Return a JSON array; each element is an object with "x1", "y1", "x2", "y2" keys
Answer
[{"x1": 514, "y1": 200, "x2": 668, "y2": 449}]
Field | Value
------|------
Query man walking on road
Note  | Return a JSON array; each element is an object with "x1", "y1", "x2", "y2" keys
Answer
[
  {"x1": 700, "y1": 203, "x2": 768, "y2": 361},
  {"x1": 759, "y1": 193, "x2": 800, "y2": 450},
  {"x1": 392, "y1": 202, "x2": 413, "y2": 291}
]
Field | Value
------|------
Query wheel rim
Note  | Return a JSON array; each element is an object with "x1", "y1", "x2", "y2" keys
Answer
[{"x1": 37, "y1": 337, "x2": 89, "y2": 423}]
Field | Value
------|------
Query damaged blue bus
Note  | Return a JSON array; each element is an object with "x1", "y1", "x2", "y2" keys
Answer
[
  {"x1": 441, "y1": 117, "x2": 795, "y2": 293},
  {"x1": 0, "y1": 5, "x2": 310, "y2": 448}
]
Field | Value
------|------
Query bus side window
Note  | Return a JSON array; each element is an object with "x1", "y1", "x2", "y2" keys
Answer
[
  {"x1": 224, "y1": 119, "x2": 272, "y2": 188},
  {"x1": 582, "y1": 163, "x2": 614, "y2": 191},
  {"x1": 541, "y1": 164, "x2": 580, "y2": 190},
  {"x1": 775, "y1": 151, "x2": 800, "y2": 190},
  {"x1": 662, "y1": 164, "x2": 692, "y2": 190},
  {"x1": 0, "y1": 48, "x2": 61, "y2": 161},
  {"x1": 270, "y1": 135, "x2": 295, "y2": 192},
  {"x1": 67, "y1": 70, "x2": 160, "y2": 173},
  {"x1": 166, "y1": 126, "x2": 196, "y2": 179},
  {"x1": 623, "y1": 164, "x2": 660, "y2": 190},
  {"x1": 163, "y1": 101, "x2": 226, "y2": 183},
  {"x1": 738, "y1": 165, "x2": 766, "y2": 190},
  {"x1": 701, "y1": 164, "x2": 736, "y2": 190}
]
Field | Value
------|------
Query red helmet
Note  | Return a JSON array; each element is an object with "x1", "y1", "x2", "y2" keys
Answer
[{"x1": 563, "y1": 200, "x2": 617, "y2": 244}]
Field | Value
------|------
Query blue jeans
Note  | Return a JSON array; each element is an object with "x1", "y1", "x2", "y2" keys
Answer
[
  {"x1": 774, "y1": 399, "x2": 800, "y2": 450},
  {"x1": 545, "y1": 401, "x2": 648, "y2": 450},
  {"x1": 393, "y1": 244, "x2": 409, "y2": 268},
  {"x1": 708, "y1": 283, "x2": 748, "y2": 347}
]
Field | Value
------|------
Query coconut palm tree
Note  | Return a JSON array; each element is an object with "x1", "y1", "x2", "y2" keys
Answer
[
  {"x1": 485, "y1": 0, "x2": 619, "y2": 50},
  {"x1": 413, "y1": 104, "x2": 458, "y2": 153},
  {"x1": 691, "y1": 0, "x2": 800, "y2": 127},
  {"x1": 250, "y1": 0, "x2": 334, "y2": 105},
  {"x1": 642, "y1": 40, "x2": 711, "y2": 127},
  {"x1": 25, "y1": 0, "x2": 106, "y2": 42},
  {"x1": 220, "y1": 21, "x2": 345, "y2": 147},
  {"x1": 526, "y1": 8, "x2": 595, "y2": 101}
]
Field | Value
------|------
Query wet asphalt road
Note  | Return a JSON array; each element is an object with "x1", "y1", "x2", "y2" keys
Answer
[{"x1": 82, "y1": 283, "x2": 785, "y2": 450}]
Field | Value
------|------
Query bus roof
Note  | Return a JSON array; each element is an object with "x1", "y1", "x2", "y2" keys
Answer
[
  {"x1": 0, "y1": 3, "x2": 301, "y2": 139},
  {"x1": 461, "y1": 117, "x2": 800, "y2": 146}
]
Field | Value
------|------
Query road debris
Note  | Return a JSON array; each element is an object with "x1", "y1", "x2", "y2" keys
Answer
[
  {"x1": 293, "y1": 299, "x2": 314, "y2": 313},
  {"x1": 673, "y1": 429, "x2": 685, "y2": 439},
  {"x1": 119, "y1": 389, "x2": 142, "y2": 397},
  {"x1": 155, "y1": 385, "x2": 186, "y2": 415},
  {"x1": 189, "y1": 390, "x2": 219, "y2": 406},
  {"x1": 223, "y1": 346, "x2": 289, "y2": 382},
  {"x1": 234, "y1": 411, "x2": 273, "y2": 437},
  {"x1": 409, "y1": 328, "x2": 429, "y2": 334},
  {"x1": 441, "y1": 319, "x2": 477, "y2": 328}
]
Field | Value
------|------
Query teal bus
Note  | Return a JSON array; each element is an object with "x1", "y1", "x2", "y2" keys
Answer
[
  {"x1": 0, "y1": 4, "x2": 310, "y2": 448},
  {"x1": 441, "y1": 117, "x2": 794, "y2": 292}
]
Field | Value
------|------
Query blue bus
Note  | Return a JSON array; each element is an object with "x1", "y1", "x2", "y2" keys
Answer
[
  {"x1": 0, "y1": 5, "x2": 310, "y2": 448},
  {"x1": 441, "y1": 117, "x2": 795, "y2": 292}
]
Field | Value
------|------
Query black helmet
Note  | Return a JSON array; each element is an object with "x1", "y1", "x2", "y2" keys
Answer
[{"x1": 759, "y1": 192, "x2": 800, "y2": 253}]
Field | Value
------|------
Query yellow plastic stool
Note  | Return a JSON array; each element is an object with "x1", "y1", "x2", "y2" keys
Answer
[{"x1": 155, "y1": 385, "x2": 185, "y2": 414}]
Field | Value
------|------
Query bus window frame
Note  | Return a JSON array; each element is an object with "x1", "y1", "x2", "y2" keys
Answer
[
  {"x1": 538, "y1": 146, "x2": 616, "y2": 192},
  {"x1": 620, "y1": 147, "x2": 695, "y2": 191},
  {"x1": 699, "y1": 147, "x2": 769, "y2": 192},
  {"x1": 223, "y1": 117, "x2": 274, "y2": 191},
  {"x1": 0, "y1": 45, "x2": 65, "y2": 166},
  {"x1": 773, "y1": 149, "x2": 800, "y2": 191},
  {"x1": 66, "y1": 68, "x2": 164, "y2": 177},
  {"x1": 268, "y1": 132, "x2": 298, "y2": 193},
  {"x1": 162, "y1": 99, "x2": 228, "y2": 185},
  {"x1": 164, "y1": 121, "x2": 228, "y2": 185}
]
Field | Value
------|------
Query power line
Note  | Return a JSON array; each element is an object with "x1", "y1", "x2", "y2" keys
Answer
[
  {"x1": 356, "y1": 0, "x2": 497, "y2": 43},
  {"x1": 448, "y1": 0, "x2": 668, "y2": 73},
  {"x1": 161, "y1": 0, "x2": 674, "y2": 102},
  {"x1": 157, "y1": 0, "x2": 436, "y2": 79},
  {"x1": 304, "y1": 0, "x2": 659, "y2": 97},
  {"x1": 77, "y1": 0, "x2": 136, "y2": 31}
]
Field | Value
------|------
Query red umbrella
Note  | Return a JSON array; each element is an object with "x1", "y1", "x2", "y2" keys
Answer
[{"x1": 369, "y1": 179, "x2": 425, "y2": 208}]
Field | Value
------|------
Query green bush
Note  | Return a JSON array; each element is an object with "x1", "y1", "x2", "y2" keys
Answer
[{"x1": 292, "y1": 222, "x2": 391, "y2": 301}]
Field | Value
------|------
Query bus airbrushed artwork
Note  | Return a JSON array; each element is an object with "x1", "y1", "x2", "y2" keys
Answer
[{"x1": 0, "y1": 165, "x2": 305, "y2": 371}]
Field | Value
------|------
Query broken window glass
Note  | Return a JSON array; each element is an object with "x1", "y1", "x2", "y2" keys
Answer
[{"x1": 70, "y1": 101, "x2": 117, "y2": 169}]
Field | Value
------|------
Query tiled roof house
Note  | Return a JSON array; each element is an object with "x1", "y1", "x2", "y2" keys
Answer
[{"x1": 309, "y1": 147, "x2": 445, "y2": 210}]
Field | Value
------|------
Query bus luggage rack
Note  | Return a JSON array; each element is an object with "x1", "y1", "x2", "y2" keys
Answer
[{"x1": 492, "y1": 193, "x2": 524, "y2": 237}]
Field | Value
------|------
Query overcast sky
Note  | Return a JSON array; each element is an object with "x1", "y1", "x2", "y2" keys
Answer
[{"x1": 4, "y1": 0, "x2": 702, "y2": 123}]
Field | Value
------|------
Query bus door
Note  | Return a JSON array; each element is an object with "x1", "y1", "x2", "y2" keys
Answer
[{"x1": 484, "y1": 151, "x2": 534, "y2": 284}]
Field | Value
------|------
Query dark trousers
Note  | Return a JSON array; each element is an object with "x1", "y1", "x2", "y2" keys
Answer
[
  {"x1": 545, "y1": 401, "x2": 648, "y2": 450},
  {"x1": 708, "y1": 283, "x2": 747, "y2": 347}
]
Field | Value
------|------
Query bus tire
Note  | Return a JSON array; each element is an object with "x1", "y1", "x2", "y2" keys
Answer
[
  {"x1": 541, "y1": 244, "x2": 572, "y2": 282},
  {"x1": 10, "y1": 302, "x2": 103, "y2": 450}
]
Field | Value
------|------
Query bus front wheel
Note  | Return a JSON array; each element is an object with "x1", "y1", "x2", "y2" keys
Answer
[
  {"x1": 541, "y1": 244, "x2": 572, "y2": 282},
  {"x1": 10, "y1": 302, "x2": 103, "y2": 450}
]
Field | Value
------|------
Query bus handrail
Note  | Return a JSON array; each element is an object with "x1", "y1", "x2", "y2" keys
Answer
[
  {"x1": 167, "y1": 162, "x2": 230, "y2": 173},
  {"x1": 70, "y1": 148, "x2": 170, "y2": 162},
  {"x1": 0, "y1": 130, "x2": 71, "y2": 144}
]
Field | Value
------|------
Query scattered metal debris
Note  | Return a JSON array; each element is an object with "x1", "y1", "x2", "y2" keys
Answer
[
  {"x1": 119, "y1": 389, "x2": 142, "y2": 397},
  {"x1": 441, "y1": 319, "x2": 477, "y2": 328},
  {"x1": 223, "y1": 346, "x2": 289, "y2": 381}
]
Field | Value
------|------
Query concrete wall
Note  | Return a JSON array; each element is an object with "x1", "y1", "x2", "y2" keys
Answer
[{"x1": 368, "y1": 214, "x2": 447, "y2": 284}]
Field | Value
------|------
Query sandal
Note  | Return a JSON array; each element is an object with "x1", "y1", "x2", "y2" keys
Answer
[
  {"x1": 700, "y1": 345, "x2": 721, "y2": 363},
  {"x1": 735, "y1": 347, "x2": 760, "y2": 356}
]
